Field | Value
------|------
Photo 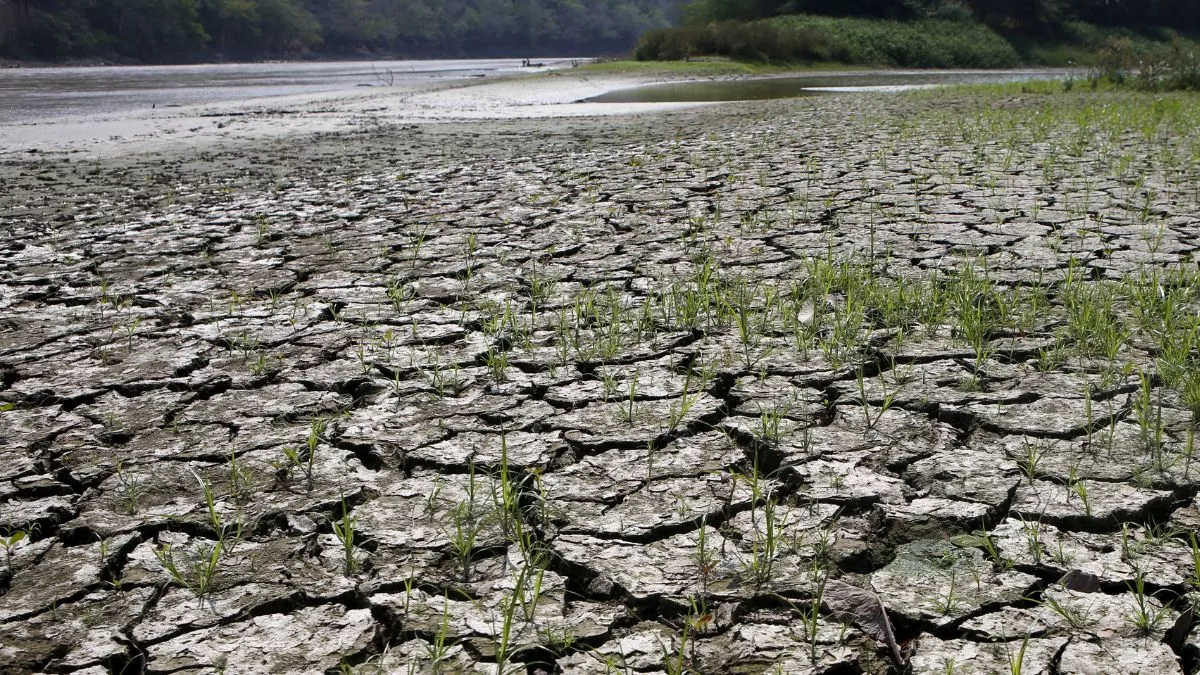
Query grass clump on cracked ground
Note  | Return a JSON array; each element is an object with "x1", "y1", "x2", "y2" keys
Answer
[{"x1": 2, "y1": 84, "x2": 1200, "y2": 673}]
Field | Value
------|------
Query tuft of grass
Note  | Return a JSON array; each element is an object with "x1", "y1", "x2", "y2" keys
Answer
[
  {"x1": 331, "y1": 493, "x2": 360, "y2": 575},
  {"x1": 1125, "y1": 567, "x2": 1172, "y2": 636}
]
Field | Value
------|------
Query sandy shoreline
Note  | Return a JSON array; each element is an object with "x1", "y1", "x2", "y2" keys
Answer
[
  {"x1": 0, "y1": 71, "x2": 785, "y2": 244},
  {"x1": 0, "y1": 68, "x2": 722, "y2": 160}
]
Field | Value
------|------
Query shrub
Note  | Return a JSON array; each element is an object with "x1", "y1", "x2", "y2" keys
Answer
[
  {"x1": 1093, "y1": 37, "x2": 1200, "y2": 91},
  {"x1": 1135, "y1": 41, "x2": 1200, "y2": 91},
  {"x1": 635, "y1": 21, "x2": 831, "y2": 63}
]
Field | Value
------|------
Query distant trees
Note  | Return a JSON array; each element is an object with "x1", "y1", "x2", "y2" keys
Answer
[
  {"x1": 681, "y1": 0, "x2": 1200, "y2": 33},
  {"x1": 199, "y1": 0, "x2": 321, "y2": 54},
  {"x1": 0, "y1": 2, "x2": 14, "y2": 47},
  {"x1": 0, "y1": 0, "x2": 678, "y2": 61},
  {"x1": 11, "y1": 0, "x2": 1186, "y2": 62},
  {"x1": 96, "y1": 0, "x2": 209, "y2": 56}
]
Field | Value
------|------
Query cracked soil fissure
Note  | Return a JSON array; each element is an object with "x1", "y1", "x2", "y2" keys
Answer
[{"x1": 3, "y1": 85, "x2": 1200, "y2": 674}]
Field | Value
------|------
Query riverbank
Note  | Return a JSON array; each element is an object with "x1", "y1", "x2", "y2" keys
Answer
[
  {"x1": 3, "y1": 82, "x2": 1200, "y2": 673},
  {"x1": 0, "y1": 66, "x2": 720, "y2": 159},
  {"x1": 0, "y1": 64, "x2": 1074, "y2": 160}
]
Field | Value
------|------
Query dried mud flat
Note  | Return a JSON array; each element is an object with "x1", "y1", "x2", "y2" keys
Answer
[{"x1": 3, "y1": 86, "x2": 1200, "y2": 674}]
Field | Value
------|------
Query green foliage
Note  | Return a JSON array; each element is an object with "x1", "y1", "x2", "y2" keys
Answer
[
  {"x1": 643, "y1": 0, "x2": 1200, "y2": 68},
  {"x1": 1091, "y1": 38, "x2": 1200, "y2": 92},
  {"x1": 635, "y1": 20, "x2": 833, "y2": 63},
  {"x1": 5, "y1": 0, "x2": 209, "y2": 60},
  {"x1": 680, "y1": 0, "x2": 1200, "y2": 34},
  {"x1": 776, "y1": 14, "x2": 1018, "y2": 67},
  {"x1": 0, "y1": 0, "x2": 677, "y2": 61},
  {"x1": 636, "y1": 14, "x2": 1019, "y2": 67}
]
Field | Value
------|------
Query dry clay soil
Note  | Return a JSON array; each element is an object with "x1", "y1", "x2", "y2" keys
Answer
[{"x1": 2, "y1": 88, "x2": 1200, "y2": 674}]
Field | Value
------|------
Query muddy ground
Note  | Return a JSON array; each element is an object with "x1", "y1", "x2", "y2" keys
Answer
[{"x1": 2, "y1": 85, "x2": 1200, "y2": 674}]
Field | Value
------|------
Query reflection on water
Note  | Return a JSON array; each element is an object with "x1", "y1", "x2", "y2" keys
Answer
[
  {"x1": 584, "y1": 69, "x2": 1074, "y2": 103},
  {"x1": 0, "y1": 59, "x2": 569, "y2": 124}
]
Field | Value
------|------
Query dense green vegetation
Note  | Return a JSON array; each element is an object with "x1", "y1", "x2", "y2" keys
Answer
[
  {"x1": 636, "y1": 15, "x2": 1019, "y2": 66},
  {"x1": 0, "y1": 0, "x2": 678, "y2": 62},
  {"x1": 637, "y1": 0, "x2": 1200, "y2": 71},
  {"x1": 679, "y1": 0, "x2": 1200, "y2": 33}
]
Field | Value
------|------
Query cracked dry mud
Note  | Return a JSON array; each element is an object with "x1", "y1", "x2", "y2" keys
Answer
[{"x1": 3, "y1": 86, "x2": 1200, "y2": 674}]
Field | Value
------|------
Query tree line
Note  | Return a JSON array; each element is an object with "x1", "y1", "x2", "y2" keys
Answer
[
  {"x1": 0, "y1": 0, "x2": 680, "y2": 62},
  {"x1": 681, "y1": 0, "x2": 1200, "y2": 34}
]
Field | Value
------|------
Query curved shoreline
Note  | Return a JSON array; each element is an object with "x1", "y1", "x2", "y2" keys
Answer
[{"x1": 0, "y1": 66, "x2": 728, "y2": 160}]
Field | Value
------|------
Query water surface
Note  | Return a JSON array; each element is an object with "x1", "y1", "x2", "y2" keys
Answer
[
  {"x1": 585, "y1": 69, "x2": 1074, "y2": 103},
  {"x1": 0, "y1": 59, "x2": 571, "y2": 124}
]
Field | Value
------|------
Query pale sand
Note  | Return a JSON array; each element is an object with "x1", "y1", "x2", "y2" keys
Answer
[{"x1": 0, "y1": 69, "x2": 715, "y2": 159}]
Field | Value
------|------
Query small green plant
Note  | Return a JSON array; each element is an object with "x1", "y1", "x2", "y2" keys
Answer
[
  {"x1": 460, "y1": 233, "x2": 479, "y2": 290},
  {"x1": 855, "y1": 364, "x2": 899, "y2": 430},
  {"x1": 1125, "y1": 567, "x2": 1171, "y2": 636},
  {"x1": 755, "y1": 402, "x2": 787, "y2": 447},
  {"x1": 227, "y1": 445, "x2": 255, "y2": 505},
  {"x1": 930, "y1": 571, "x2": 960, "y2": 616},
  {"x1": 281, "y1": 418, "x2": 326, "y2": 491},
  {"x1": 495, "y1": 549, "x2": 548, "y2": 674},
  {"x1": 741, "y1": 496, "x2": 779, "y2": 587},
  {"x1": 484, "y1": 348, "x2": 509, "y2": 383},
  {"x1": 1, "y1": 528, "x2": 27, "y2": 561},
  {"x1": 124, "y1": 316, "x2": 141, "y2": 353},
  {"x1": 426, "y1": 594, "x2": 454, "y2": 671},
  {"x1": 488, "y1": 432, "x2": 528, "y2": 549},
  {"x1": 195, "y1": 470, "x2": 242, "y2": 552},
  {"x1": 248, "y1": 351, "x2": 278, "y2": 376},
  {"x1": 616, "y1": 371, "x2": 640, "y2": 425},
  {"x1": 1134, "y1": 368, "x2": 1166, "y2": 463},
  {"x1": 1040, "y1": 593, "x2": 1092, "y2": 630},
  {"x1": 113, "y1": 460, "x2": 145, "y2": 515},
  {"x1": 803, "y1": 564, "x2": 828, "y2": 661},
  {"x1": 447, "y1": 501, "x2": 483, "y2": 583},
  {"x1": 662, "y1": 596, "x2": 710, "y2": 675},
  {"x1": 1007, "y1": 630, "x2": 1031, "y2": 675},
  {"x1": 667, "y1": 363, "x2": 706, "y2": 433},
  {"x1": 153, "y1": 539, "x2": 223, "y2": 600},
  {"x1": 1019, "y1": 516, "x2": 1044, "y2": 565},
  {"x1": 1050, "y1": 538, "x2": 1074, "y2": 566},
  {"x1": 1070, "y1": 475, "x2": 1092, "y2": 517},
  {"x1": 1015, "y1": 439, "x2": 1045, "y2": 485},
  {"x1": 331, "y1": 494, "x2": 360, "y2": 574},
  {"x1": 254, "y1": 214, "x2": 270, "y2": 247},
  {"x1": 693, "y1": 518, "x2": 718, "y2": 594},
  {"x1": 974, "y1": 521, "x2": 1009, "y2": 569},
  {"x1": 1189, "y1": 532, "x2": 1200, "y2": 588}
]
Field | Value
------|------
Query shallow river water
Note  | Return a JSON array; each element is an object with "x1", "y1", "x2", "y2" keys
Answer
[
  {"x1": 0, "y1": 58, "x2": 572, "y2": 125},
  {"x1": 0, "y1": 62, "x2": 1077, "y2": 157},
  {"x1": 584, "y1": 68, "x2": 1075, "y2": 103}
]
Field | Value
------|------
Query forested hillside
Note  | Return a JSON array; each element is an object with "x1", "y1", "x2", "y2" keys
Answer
[
  {"x1": 681, "y1": 0, "x2": 1200, "y2": 33},
  {"x1": 636, "y1": 0, "x2": 1200, "y2": 67},
  {"x1": 0, "y1": 0, "x2": 679, "y2": 62}
]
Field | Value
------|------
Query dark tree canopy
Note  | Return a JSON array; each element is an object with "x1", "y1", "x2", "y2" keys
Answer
[
  {"x1": 3, "y1": 0, "x2": 1194, "y2": 62},
  {"x1": 682, "y1": 0, "x2": 1200, "y2": 32},
  {"x1": 0, "y1": 0, "x2": 680, "y2": 61}
]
